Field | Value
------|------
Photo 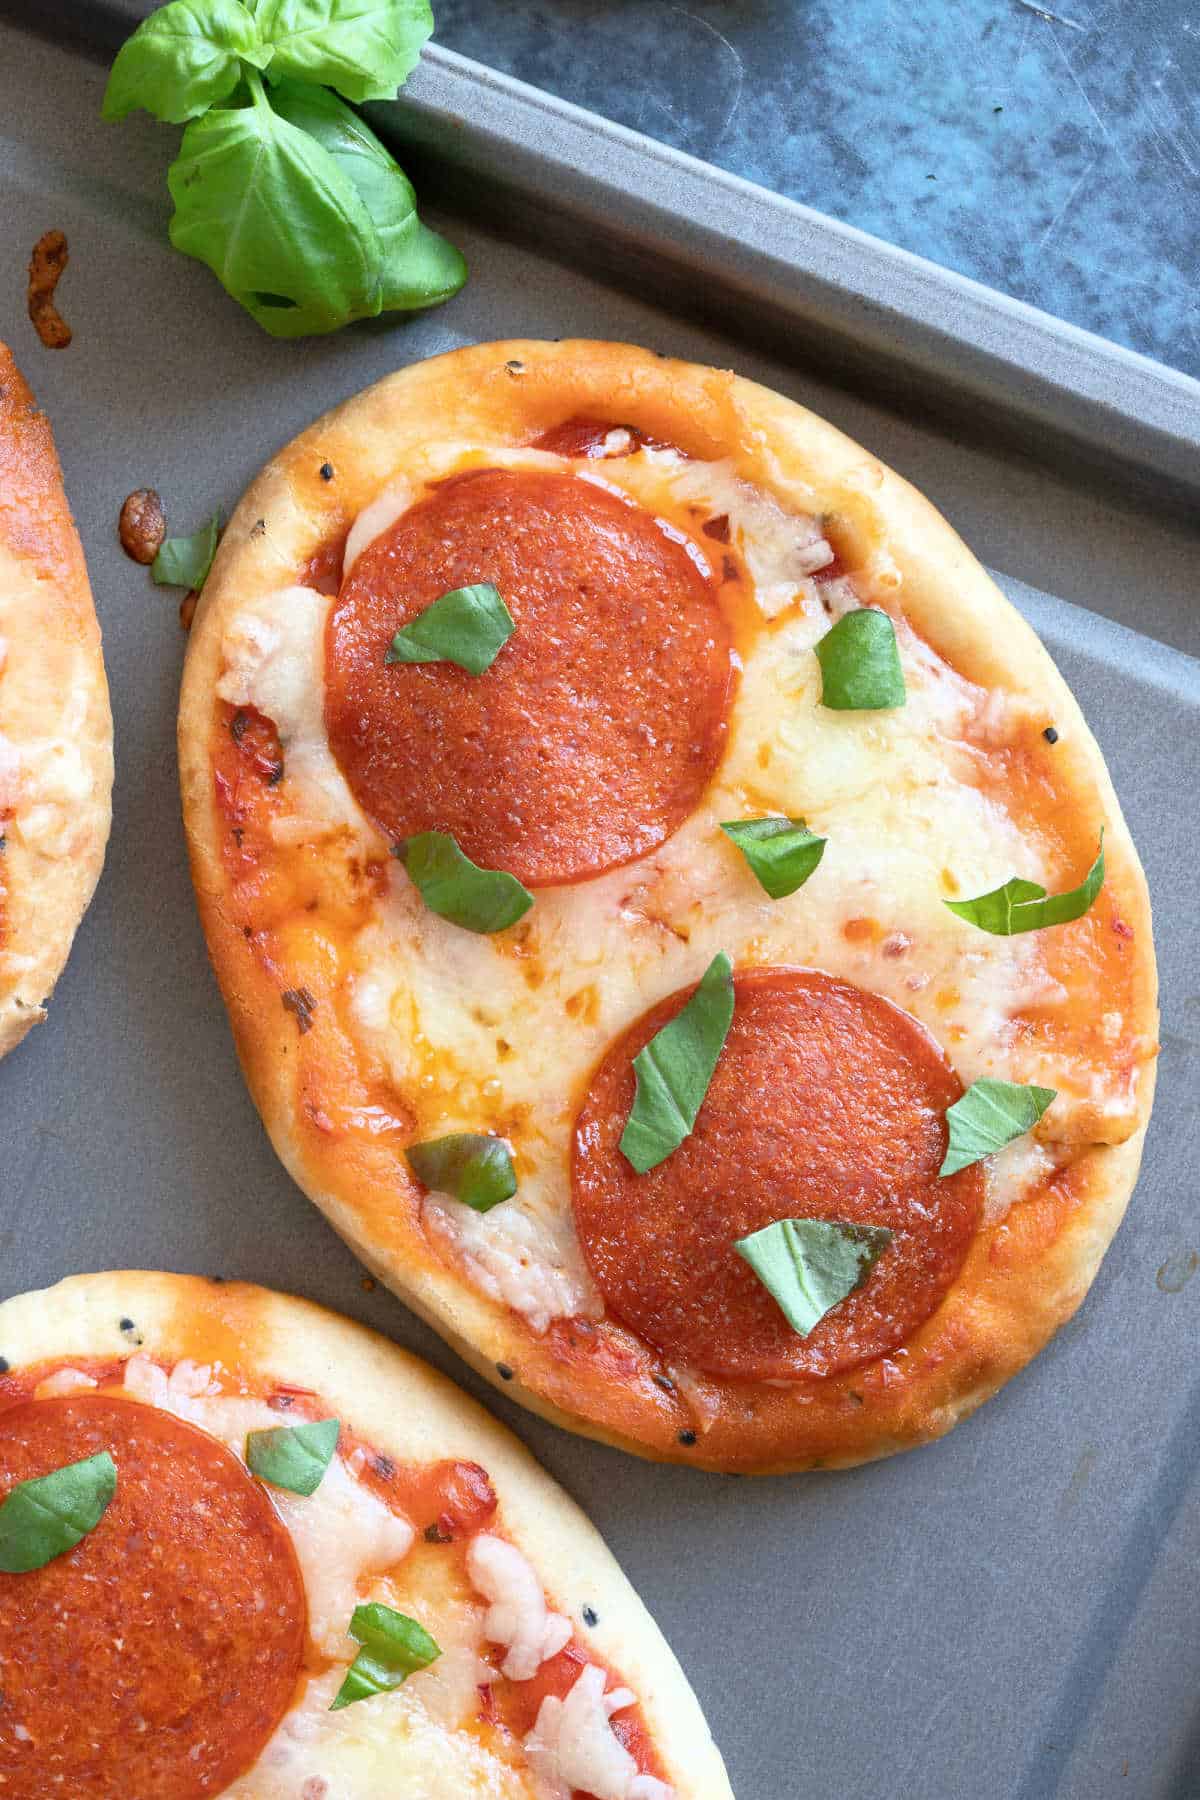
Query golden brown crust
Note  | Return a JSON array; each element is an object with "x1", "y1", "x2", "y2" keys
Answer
[
  {"x1": 0, "y1": 342, "x2": 112, "y2": 1057},
  {"x1": 179, "y1": 339, "x2": 1157, "y2": 1474},
  {"x1": 0, "y1": 1270, "x2": 732, "y2": 1798}
]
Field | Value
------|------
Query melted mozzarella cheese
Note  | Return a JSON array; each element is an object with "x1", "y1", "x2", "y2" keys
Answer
[
  {"x1": 217, "y1": 444, "x2": 1103, "y2": 1332},
  {"x1": 227, "y1": 1666, "x2": 533, "y2": 1800},
  {"x1": 467, "y1": 1534, "x2": 572, "y2": 1680},
  {"x1": 524, "y1": 1665, "x2": 672, "y2": 1800},
  {"x1": 216, "y1": 584, "x2": 368, "y2": 847}
]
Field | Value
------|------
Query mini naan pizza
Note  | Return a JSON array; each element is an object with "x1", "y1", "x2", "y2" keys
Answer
[
  {"x1": 0, "y1": 342, "x2": 112, "y2": 1057},
  {"x1": 0, "y1": 1270, "x2": 729, "y2": 1798},
  {"x1": 178, "y1": 340, "x2": 1157, "y2": 1472}
]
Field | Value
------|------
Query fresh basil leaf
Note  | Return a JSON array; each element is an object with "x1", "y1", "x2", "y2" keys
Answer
[
  {"x1": 395, "y1": 831, "x2": 533, "y2": 934},
  {"x1": 267, "y1": 81, "x2": 466, "y2": 310},
  {"x1": 167, "y1": 75, "x2": 384, "y2": 338},
  {"x1": 256, "y1": 0, "x2": 432, "y2": 103},
  {"x1": 245, "y1": 1417, "x2": 339, "y2": 1495},
  {"x1": 151, "y1": 511, "x2": 221, "y2": 590},
  {"x1": 735, "y1": 1218, "x2": 893, "y2": 1337},
  {"x1": 0, "y1": 1452, "x2": 117, "y2": 1573},
  {"x1": 406, "y1": 1133, "x2": 516, "y2": 1212},
  {"x1": 945, "y1": 834, "x2": 1105, "y2": 935},
  {"x1": 384, "y1": 583, "x2": 513, "y2": 673},
  {"x1": 619, "y1": 952, "x2": 735, "y2": 1174},
  {"x1": 939, "y1": 1078, "x2": 1057, "y2": 1177},
  {"x1": 102, "y1": 0, "x2": 271, "y2": 124},
  {"x1": 330, "y1": 1602, "x2": 441, "y2": 1711},
  {"x1": 719, "y1": 817, "x2": 826, "y2": 899},
  {"x1": 815, "y1": 608, "x2": 906, "y2": 710}
]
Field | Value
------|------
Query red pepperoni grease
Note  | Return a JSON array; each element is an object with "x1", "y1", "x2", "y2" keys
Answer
[
  {"x1": 325, "y1": 467, "x2": 733, "y2": 887},
  {"x1": 572, "y1": 967, "x2": 984, "y2": 1380},
  {"x1": 0, "y1": 1394, "x2": 306, "y2": 1798}
]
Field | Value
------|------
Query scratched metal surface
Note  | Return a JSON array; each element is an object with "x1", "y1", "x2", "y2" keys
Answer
[
  {"x1": 435, "y1": 0, "x2": 1200, "y2": 383},
  {"x1": 1, "y1": 16, "x2": 1200, "y2": 1800}
]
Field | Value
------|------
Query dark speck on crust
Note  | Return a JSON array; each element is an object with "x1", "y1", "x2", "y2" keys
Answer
[
  {"x1": 0, "y1": 1357, "x2": 8, "y2": 1374},
  {"x1": 319, "y1": 462, "x2": 334, "y2": 482},
  {"x1": 250, "y1": 518, "x2": 267, "y2": 539},
  {"x1": 678, "y1": 1428, "x2": 697, "y2": 1446},
  {"x1": 119, "y1": 1318, "x2": 135, "y2": 1333},
  {"x1": 1043, "y1": 726, "x2": 1059, "y2": 744},
  {"x1": 282, "y1": 987, "x2": 316, "y2": 1035},
  {"x1": 496, "y1": 1363, "x2": 514, "y2": 1381},
  {"x1": 582, "y1": 1605, "x2": 598, "y2": 1627},
  {"x1": 371, "y1": 1454, "x2": 396, "y2": 1480}
]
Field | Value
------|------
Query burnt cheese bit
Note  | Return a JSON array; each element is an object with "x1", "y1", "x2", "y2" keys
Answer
[
  {"x1": 319, "y1": 462, "x2": 334, "y2": 482},
  {"x1": 1043, "y1": 725, "x2": 1060, "y2": 744},
  {"x1": 652, "y1": 1373, "x2": 675, "y2": 1393},
  {"x1": 424, "y1": 1519, "x2": 453, "y2": 1544},
  {"x1": 371, "y1": 1453, "x2": 396, "y2": 1480},
  {"x1": 677, "y1": 1429, "x2": 697, "y2": 1447},
  {"x1": 118, "y1": 488, "x2": 166, "y2": 565},
  {"x1": 27, "y1": 229, "x2": 71, "y2": 350}
]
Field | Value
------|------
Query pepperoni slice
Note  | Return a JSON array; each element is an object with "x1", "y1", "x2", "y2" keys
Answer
[
  {"x1": 572, "y1": 968, "x2": 984, "y2": 1380},
  {"x1": 325, "y1": 468, "x2": 732, "y2": 887},
  {"x1": 0, "y1": 1394, "x2": 306, "y2": 1798},
  {"x1": 529, "y1": 417, "x2": 667, "y2": 459}
]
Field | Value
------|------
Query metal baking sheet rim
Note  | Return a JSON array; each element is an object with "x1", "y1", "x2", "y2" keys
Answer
[{"x1": 15, "y1": 0, "x2": 1200, "y2": 507}]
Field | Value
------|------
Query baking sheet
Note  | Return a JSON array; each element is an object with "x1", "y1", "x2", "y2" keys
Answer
[{"x1": 2, "y1": 19, "x2": 1199, "y2": 1800}]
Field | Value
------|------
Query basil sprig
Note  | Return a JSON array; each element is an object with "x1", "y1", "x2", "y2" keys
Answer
[
  {"x1": 0, "y1": 1452, "x2": 117, "y2": 1573},
  {"x1": 245, "y1": 1417, "x2": 339, "y2": 1495},
  {"x1": 331, "y1": 1602, "x2": 441, "y2": 1711},
  {"x1": 735, "y1": 1219, "x2": 893, "y2": 1337},
  {"x1": 267, "y1": 83, "x2": 466, "y2": 313},
  {"x1": 945, "y1": 834, "x2": 1105, "y2": 936},
  {"x1": 940, "y1": 1078, "x2": 1057, "y2": 1177},
  {"x1": 720, "y1": 817, "x2": 826, "y2": 898},
  {"x1": 386, "y1": 583, "x2": 515, "y2": 674},
  {"x1": 620, "y1": 952, "x2": 735, "y2": 1174},
  {"x1": 406, "y1": 1133, "x2": 516, "y2": 1212},
  {"x1": 815, "y1": 609, "x2": 906, "y2": 710},
  {"x1": 395, "y1": 831, "x2": 533, "y2": 934},
  {"x1": 151, "y1": 511, "x2": 221, "y2": 591},
  {"x1": 103, "y1": 0, "x2": 465, "y2": 338}
]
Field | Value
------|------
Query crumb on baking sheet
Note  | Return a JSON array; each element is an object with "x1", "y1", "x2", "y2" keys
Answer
[
  {"x1": 28, "y1": 230, "x2": 72, "y2": 350},
  {"x1": 118, "y1": 488, "x2": 167, "y2": 565}
]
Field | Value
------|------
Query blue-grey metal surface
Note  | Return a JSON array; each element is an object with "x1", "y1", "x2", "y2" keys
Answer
[
  {"x1": 0, "y1": 18, "x2": 1197, "y2": 1800},
  {"x1": 434, "y1": 0, "x2": 1200, "y2": 387}
]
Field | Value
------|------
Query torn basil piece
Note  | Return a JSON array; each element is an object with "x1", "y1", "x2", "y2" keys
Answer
[
  {"x1": 151, "y1": 510, "x2": 221, "y2": 591},
  {"x1": 395, "y1": 831, "x2": 533, "y2": 934},
  {"x1": 330, "y1": 1602, "x2": 441, "y2": 1711},
  {"x1": 939, "y1": 1078, "x2": 1057, "y2": 1177},
  {"x1": 0, "y1": 1451, "x2": 117, "y2": 1573},
  {"x1": 620, "y1": 952, "x2": 735, "y2": 1174},
  {"x1": 815, "y1": 608, "x2": 906, "y2": 710},
  {"x1": 735, "y1": 1219, "x2": 893, "y2": 1336},
  {"x1": 406, "y1": 1133, "x2": 516, "y2": 1213},
  {"x1": 720, "y1": 817, "x2": 826, "y2": 899},
  {"x1": 945, "y1": 834, "x2": 1105, "y2": 935},
  {"x1": 245, "y1": 1417, "x2": 339, "y2": 1496},
  {"x1": 385, "y1": 582, "x2": 514, "y2": 674}
]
